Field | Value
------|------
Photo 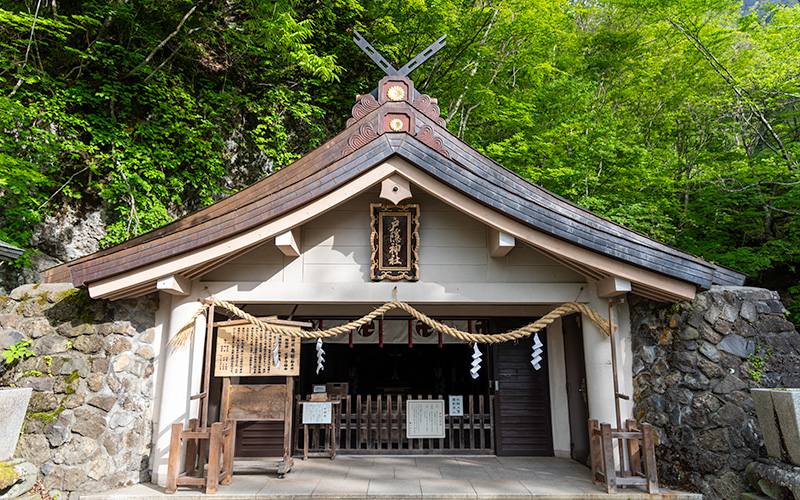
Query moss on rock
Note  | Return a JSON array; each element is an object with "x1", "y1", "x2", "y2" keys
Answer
[{"x1": 0, "y1": 461, "x2": 21, "y2": 490}]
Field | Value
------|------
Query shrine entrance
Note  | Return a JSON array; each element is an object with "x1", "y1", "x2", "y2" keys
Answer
[
  {"x1": 284, "y1": 317, "x2": 551, "y2": 456},
  {"x1": 201, "y1": 306, "x2": 568, "y2": 461}
]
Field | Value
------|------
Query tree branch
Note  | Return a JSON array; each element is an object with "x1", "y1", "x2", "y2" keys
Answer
[
  {"x1": 446, "y1": 8, "x2": 497, "y2": 124},
  {"x1": 37, "y1": 167, "x2": 90, "y2": 210},
  {"x1": 90, "y1": 0, "x2": 128, "y2": 48},
  {"x1": 124, "y1": 5, "x2": 196, "y2": 78},
  {"x1": 120, "y1": 169, "x2": 140, "y2": 238},
  {"x1": 718, "y1": 178, "x2": 800, "y2": 192},
  {"x1": 8, "y1": 0, "x2": 43, "y2": 97},
  {"x1": 669, "y1": 18, "x2": 796, "y2": 169}
]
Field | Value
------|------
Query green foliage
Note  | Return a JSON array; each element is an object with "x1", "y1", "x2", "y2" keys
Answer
[
  {"x1": 747, "y1": 345, "x2": 772, "y2": 383},
  {"x1": 27, "y1": 404, "x2": 64, "y2": 424},
  {"x1": 2, "y1": 339, "x2": 34, "y2": 366},
  {"x1": 0, "y1": 0, "x2": 350, "y2": 252},
  {"x1": 0, "y1": 0, "x2": 799, "y2": 318}
]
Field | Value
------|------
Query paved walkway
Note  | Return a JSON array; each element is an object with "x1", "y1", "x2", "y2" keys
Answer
[{"x1": 82, "y1": 456, "x2": 701, "y2": 500}]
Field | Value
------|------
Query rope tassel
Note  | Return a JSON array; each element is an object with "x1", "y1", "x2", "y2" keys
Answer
[
  {"x1": 316, "y1": 338, "x2": 325, "y2": 374},
  {"x1": 470, "y1": 343, "x2": 482, "y2": 379},
  {"x1": 531, "y1": 333, "x2": 544, "y2": 370}
]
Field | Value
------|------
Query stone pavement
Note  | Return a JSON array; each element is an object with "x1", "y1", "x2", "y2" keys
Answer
[{"x1": 81, "y1": 456, "x2": 702, "y2": 500}]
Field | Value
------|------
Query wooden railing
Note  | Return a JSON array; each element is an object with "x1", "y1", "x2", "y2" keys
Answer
[{"x1": 294, "y1": 394, "x2": 494, "y2": 455}]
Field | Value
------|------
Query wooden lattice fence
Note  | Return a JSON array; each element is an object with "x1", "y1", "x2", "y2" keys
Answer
[{"x1": 294, "y1": 394, "x2": 494, "y2": 455}]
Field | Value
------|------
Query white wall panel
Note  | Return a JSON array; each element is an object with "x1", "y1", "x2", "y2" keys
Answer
[{"x1": 201, "y1": 189, "x2": 586, "y2": 290}]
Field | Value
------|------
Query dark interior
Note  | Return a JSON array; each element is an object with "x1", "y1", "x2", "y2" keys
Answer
[{"x1": 297, "y1": 342, "x2": 490, "y2": 397}]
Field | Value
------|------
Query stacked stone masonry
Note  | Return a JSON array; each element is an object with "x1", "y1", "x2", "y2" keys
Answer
[
  {"x1": 0, "y1": 284, "x2": 157, "y2": 500},
  {"x1": 631, "y1": 286, "x2": 800, "y2": 500}
]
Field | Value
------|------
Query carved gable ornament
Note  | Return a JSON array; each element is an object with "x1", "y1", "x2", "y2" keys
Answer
[{"x1": 370, "y1": 204, "x2": 420, "y2": 281}]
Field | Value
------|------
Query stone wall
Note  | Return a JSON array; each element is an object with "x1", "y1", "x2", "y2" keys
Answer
[
  {"x1": 0, "y1": 284, "x2": 157, "y2": 500},
  {"x1": 631, "y1": 286, "x2": 800, "y2": 500}
]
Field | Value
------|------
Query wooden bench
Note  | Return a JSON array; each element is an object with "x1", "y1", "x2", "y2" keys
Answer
[{"x1": 588, "y1": 419, "x2": 658, "y2": 494}]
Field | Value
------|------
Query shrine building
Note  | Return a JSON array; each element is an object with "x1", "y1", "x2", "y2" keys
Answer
[{"x1": 42, "y1": 34, "x2": 745, "y2": 487}]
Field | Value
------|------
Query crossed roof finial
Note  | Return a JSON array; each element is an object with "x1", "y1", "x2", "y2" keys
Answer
[{"x1": 352, "y1": 30, "x2": 446, "y2": 78}]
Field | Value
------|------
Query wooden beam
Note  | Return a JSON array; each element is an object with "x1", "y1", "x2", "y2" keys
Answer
[
  {"x1": 596, "y1": 276, "x2": 632, "y2": 298},
  {"x1": 489, "y1": 228, "x2": 515, "y2": 257},
  {"x1": 155, "y1": 274, "x2": 191, "y2": 295},
  {"x1": 275, "y1": 229, "x2": 300, "y2": 257},
  {"x1": 213, "y1": 316, "x2": 313, "y2": 328},
  {"x1": 104, "y1": 280, "x2": 157, "y2": 301},
  {"x1": 184, "y1": 246, "x2": 257, "y2": 280}
]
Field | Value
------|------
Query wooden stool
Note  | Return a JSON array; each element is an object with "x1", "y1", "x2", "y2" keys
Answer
[
  {"x1": 588, "y1": 419, "x2": 658, "y2": 494},
  {"x1": 165, "y1": 419, "x2": 234, "y2": 494}
]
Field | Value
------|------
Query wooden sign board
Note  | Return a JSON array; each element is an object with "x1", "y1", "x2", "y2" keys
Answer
[
  {"x1": 224, "y1": 384, "x2": 287, "y2": 421},
  {"x1": 406, "y1": 400, "x2": 445, "y2": 439},
  {"x1": 370, "y1": 204, "x2": 419, "y2": 281},
  {"x1": 302, "y1": 402, "x2": 333, "y2": 424},
  {"x1": 215, "y1": 325, "x2": 300, "y2": 377},
  {"x1": 448, "y1": 395, "x2": 464, "y2": 417}
]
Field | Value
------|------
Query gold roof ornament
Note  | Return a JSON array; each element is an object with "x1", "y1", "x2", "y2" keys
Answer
[{"x1": 387, "y1": 85, "x2": 405, "y2": 101}]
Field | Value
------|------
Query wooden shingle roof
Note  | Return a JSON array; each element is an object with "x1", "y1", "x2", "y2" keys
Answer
[
  {"x1": 42, "y1": 75, "x2": 745, "y2": 299},
  {"x1": 0, "y1": 240, "x2": 24, "y2": 262}
]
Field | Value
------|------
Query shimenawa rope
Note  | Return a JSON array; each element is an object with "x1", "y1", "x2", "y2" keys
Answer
[{"x1": 168, "y1": 297, "x2": 611, "y2": 352}]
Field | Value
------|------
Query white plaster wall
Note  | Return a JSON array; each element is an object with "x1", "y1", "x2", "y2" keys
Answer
[
  {"x1": 200, "y1": 189, "x2": 586, "y2": 304},
  {"x1": 150, "y1": 290, "x2": 209, "y2": 486},
  {"x1": 580, "y1": 282, "x2": 632, "y2": 427}
]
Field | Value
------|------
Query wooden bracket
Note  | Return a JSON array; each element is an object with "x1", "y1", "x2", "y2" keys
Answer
[
  {"x1": 489, "y1": 228, "x2": 515, "y2": 257},
  {"x1": 597, "y1": 276, "x2": 631, "y2": 298},
  {"x1": 156, "y1": 274, "x2": 191, "y2": 296},
  {"x1": 276, "y1": 229, "x2": 300, "y2": 257}
]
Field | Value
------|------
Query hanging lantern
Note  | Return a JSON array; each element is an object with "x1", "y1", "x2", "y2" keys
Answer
[
  {"x1": 470, "y1": 343, "x2": 482, "y2": 379},
  {"x1": 531, "y1": 333, "x2": 544, "y2": 370}
]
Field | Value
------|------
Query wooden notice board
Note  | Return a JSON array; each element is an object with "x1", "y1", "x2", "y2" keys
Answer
[
  {"x1": 302, "y1": 402, "x2": 333, "y2": 425},
  {"x1": 406, "y1": 400, "x2": 445, "y2": 439},
  {"x1": 215, "y1": 325, "x2": 301, "y2": 377}
]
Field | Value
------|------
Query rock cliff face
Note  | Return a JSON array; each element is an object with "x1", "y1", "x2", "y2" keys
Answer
[
  {"x1": 631, "y1": 286, "x2": 800, "y2": 500},
  {"x1": 0, "y1": 203, "x2": 106, "y2": 296},
  {"x1": 0, "y1": 284, "x2": 157, "y2": 500}
]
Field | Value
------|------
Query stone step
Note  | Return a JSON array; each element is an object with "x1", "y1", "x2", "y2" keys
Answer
[
  {"x1": 740, "y1": 492, "x2": 771, "y2": 500},
  {"x1": 80, "y1": 482, "x2": 704, "y2": 500}
]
